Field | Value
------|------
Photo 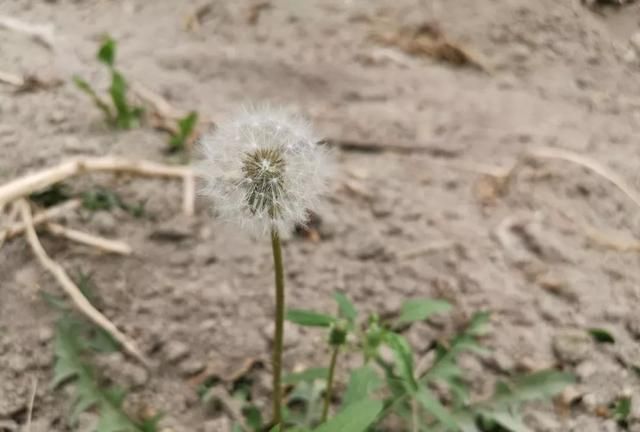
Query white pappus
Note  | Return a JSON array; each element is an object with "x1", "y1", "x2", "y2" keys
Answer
[{"x1": 197, "y1": 105, "x2": 332, "y2": 236}]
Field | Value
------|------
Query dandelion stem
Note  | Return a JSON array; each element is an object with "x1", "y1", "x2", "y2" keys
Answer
[
  {"x1": 271, "y1": 229, "x2": 285, "y2": 426},
  {"x1": 321, "y1": 345, "x2": 340, "y2": 423}
]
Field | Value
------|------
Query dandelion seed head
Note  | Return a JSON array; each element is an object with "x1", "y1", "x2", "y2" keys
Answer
[{"x1": 197, "y1": 105, "x2": 332, "y2": 236}]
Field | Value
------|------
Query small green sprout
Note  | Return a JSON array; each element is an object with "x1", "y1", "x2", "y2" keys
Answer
[
  {"x1": 168, "y1": 111, "x2": 198, "y2": 154},
  {"x1": 74, "y1": 36, "x2": 143, "y2": 129}
]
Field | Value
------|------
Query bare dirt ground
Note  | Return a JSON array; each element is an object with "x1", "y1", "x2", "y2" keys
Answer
[{"x1": 2, "y1": 1, "x2": 640, "y2": 431}]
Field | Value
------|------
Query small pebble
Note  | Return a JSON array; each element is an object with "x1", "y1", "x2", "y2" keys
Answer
[
  {"x1": 552, "y1": 328, "x2": 593, "y2": 364},
  {"x1": 37, "y1": 327, "x2": 54, "y2": 344},
  {"x1": 179, "y1": 359, "x2": 205, "y2": 377},
  {"x1": 164, "y1": 341, "x2": 190, "y2": 363}
]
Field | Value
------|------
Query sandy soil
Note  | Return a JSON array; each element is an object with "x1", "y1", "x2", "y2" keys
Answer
[{"x1": 2, "y1": 1, "x2": 640, "y2": 431}]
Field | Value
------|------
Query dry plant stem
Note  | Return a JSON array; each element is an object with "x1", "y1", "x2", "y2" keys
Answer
[
  {"x1": 526, "y1": 146, "x2": 640, "y2": 210},
  {"x1": 0, "y1": 203, "x2": 20, "y2": 248},
  {"x1": 25, "y1": 377, "x2": 37, "y2": 432},
  {"x1": 130, "y1": 82, "x2": 184, "y2": 120},
  {"x1": 0, "y1": 15, "x2": 55, "y2": 49},
  {"x1": 45, "y1": 223, "x2": 132, "y2": 255},
  {"x1": 270, "y1": 229, "x2": 285, "y2": 426},
  {"x1": 0, "y1": 70, "x2": 24, "y2": 87},
  {"x1": 4, "y1": 199, "x2": 81, "y2": 239},
  {"x1": 0, "y1": 157, "x2": 194, "y2": 216},
  {"x1": 321, "y1": 345, "x2": 340, "y2": 423},
  {"x1": 17, "y1": 200, "x2": 149, "y2": 367}
]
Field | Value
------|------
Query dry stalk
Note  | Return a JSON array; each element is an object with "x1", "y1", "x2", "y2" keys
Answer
[
  {"x1": 0, "y1": 15, "x2": 55, "y2": 49},
  {"x1": 525, "y1": 146, "x2": 640, "y2": 210},
  {"x1": 17, "y1": 199, "x2": 149, "y2": 367},
  {"x1": 0, "y1": 70, "x2": 24, "y2": 87},
  {"x1": 25, "y1": 377, "x2": 38, "y2": 432},
  {"x1": 45, "y1": 223, "x2": 132, "y2": 255},
  {"x1": 3, "y1": 199, "x2": 81, "y2": 239},
  {"x1": 0, "y1": 203, "x2": 20, "y2": 248},
  {"x1": 0, "y1": 157, "x2": 195, "y2": 216}
]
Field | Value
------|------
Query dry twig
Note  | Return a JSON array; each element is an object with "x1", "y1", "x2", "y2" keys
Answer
[
  {"x1": 25, "y1": 377, "x2": 38, "y2": 432},
  {"x1": 3, "y1": 199, "x2": 81, "y2": 240},
  {"x1": 372, "y1": 21, "x2": 489, "y2": 71},
  {"x1": 0, "y1": 70, "x2": 24, "y2": 86},
  {"x1": 395, "y1": 240, "x2": 456, "y2": 260},
  {"x1": 525, "y1": 146, "x2": 640, "y2": 210},
  {"x1": 0, "y1": 157, "x2": 195, "y2": 216},
  {"x1": 0, "y1": 15, "x2": 55, "y2": 49},
  {"x1": 17, "y1": 199, "x2": 148, "y2": 367},
  {"x1": 0, "y1": 203, "x2": 19, "y2": 248},
  {"x1": 45, "y1": 223, "x2": 132, "y2": 255}
]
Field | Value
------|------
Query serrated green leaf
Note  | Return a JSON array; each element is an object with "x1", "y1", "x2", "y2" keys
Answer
[
  {"x1": 284, "y1": 367, "x2": 329, "y2": 385},
  {"x1": 313, "y1": 398, "x2": 382, "y2": 432},
  {"x1": 40, "y1": 291, "x2": 70, "y2": 312},
  {"x1": 286, "y1": 309, "x2": 335, "y2": 327},
  {"x1": 396, "y1": 299, "x2": 452, "y2": 325},
  {"x1": 415, "y1": 387, "x2": 459, "y2": 431},
  {"x1": 384, "y1": 332, "x2": 416, "y2": 390},
  {"x1": 52, "y1": 316, "x2": 154, "y2": 432},
  {"x1": 343, "y1": 365, "x2": 383, "y2": 408},
  {"x1": 334, "y1": 292, "x2": 357, "y2": 322},
  {"x1": 588, "y1": 328, "x2": 615, "y2": 344}
]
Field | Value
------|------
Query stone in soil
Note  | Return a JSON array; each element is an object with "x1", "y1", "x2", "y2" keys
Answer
[
  {"x1": 164, "y1": 340, "x2": 191, "y2": 363},
  {"x1": 552, "y1": 328, "x2": 593, "y2": 364}
]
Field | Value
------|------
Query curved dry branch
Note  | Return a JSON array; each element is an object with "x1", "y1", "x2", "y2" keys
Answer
[
  {"x1": 17, "y1": 199, "x2": 148, "y2": 367},
  {"x1": 0, "y1": 157, "x2": 194, "y2": 216}
]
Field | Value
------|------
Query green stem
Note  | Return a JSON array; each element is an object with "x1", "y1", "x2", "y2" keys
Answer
[
  {"x1": 271, "y1": 230, "x2": 285, "y2": 426},
  {"x1": 321, "y1": 345, "x2": 340, "y2": 423}
]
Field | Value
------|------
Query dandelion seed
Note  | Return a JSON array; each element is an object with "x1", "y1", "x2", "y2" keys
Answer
[{"x1": 197, "y1": 105, "x2": 332, "y2": 235}]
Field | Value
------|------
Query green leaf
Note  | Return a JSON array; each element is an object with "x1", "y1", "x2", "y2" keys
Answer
[
  {"x1": 334, "y1": 292, "x2": 357, "y2": 322},
  {"x1": 74, "y1": 76, "x2": 114, "y2": 122},
  {"x1": 242, "y1": 404, "x2": 263, "y2": 430},
  {"x1": 40, "y1": 291, "x2": 70, "y2": 312},
  {"x1": 52, "y1": 316, "x2": 154, "y2": 432},
  {"x1": 286, "y1": 309, "x2": 335, "y2": 327},
  {"x1": 342, "y1": 365, "x2": 382, "y2": 408},
  {"x1": 613, "y1": 397, "x2": 631, "y2": 422},
  {"x1": 490, "y1": 370, "x2": 575, "y2": 407},
  {"x1": 466, "y1": 311, "x2": 490, "y2": 336},
  {"x1": 97, "y1": 37, "x2": 116, "y2": 67},
  {"x1": 284, "y1": 367, "x2": 329, "y2": 385},
  {"x1": 169, "y1": 111, "x2": 198, "y2": 153},
  {"x1": 588, "y1": 328, "x2": 615, "y2": 344},
  {"x1": 415, "y1": 387, "x2": 459, "y2": 431},
  {"x1": 384, "y1": 332, "x2": 416, "y2": 390},
  {"x1": 312, "y1": 399, "x2": 382, "y2": 432},
  {"x1": 110, "y1": 71, "x2": 133, "y2": 128},
  {"x1": 396, "y1": 299, "x2": 452, "y2": 325},
  {"x1": 486, "y1": 410, "x2": 532, "y2": 432}
]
